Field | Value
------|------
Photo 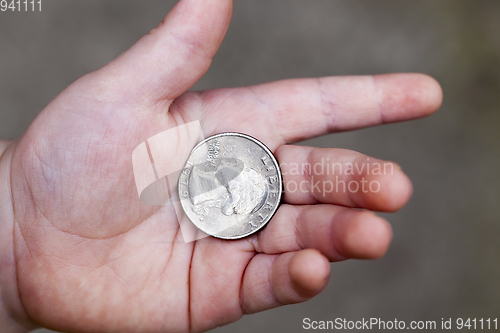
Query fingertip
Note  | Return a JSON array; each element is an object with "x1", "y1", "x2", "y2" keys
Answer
[
  {"x1": 354, "y1": 161, "x2": 413, "y2": 212},
  {"x1": 373, "y1": 163, "x2": 413, "y2": 212},
  {"x1": 289, "y1": 249, "x2": 330, "y2": 298},
  {"x1": 375, "y1": 73, "x2": 443, "y2": 122},
  {"x1": 401, "y1": 73, "x2": 443, "y2": 117},
  {"x1": 339, "y1": 211, "x2": 393, "y2": 259},
  {"x1": 420, "y1": 74, "x2": 443, "y2": 115}
]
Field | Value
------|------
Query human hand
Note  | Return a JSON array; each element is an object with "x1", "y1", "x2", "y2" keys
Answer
[{"x1": 0, "y1": 0, "x2": 442, "y2": 332}]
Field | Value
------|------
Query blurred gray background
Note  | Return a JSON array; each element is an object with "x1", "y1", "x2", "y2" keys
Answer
[{"x1": 0, "y1": 0, "x2": 498, "y2": 332}]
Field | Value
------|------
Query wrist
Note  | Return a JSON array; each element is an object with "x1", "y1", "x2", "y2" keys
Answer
[{"x1": 0, "y1": 141, "x2": 36, "y2": 332}]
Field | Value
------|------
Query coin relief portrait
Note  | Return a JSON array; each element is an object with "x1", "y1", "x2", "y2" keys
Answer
[
  {"x1": 189, "y1": 158, "x2": 269, "y2": 217},
  {"x1": 178, "y1": 133, "x2": 282, "y2": 239}
]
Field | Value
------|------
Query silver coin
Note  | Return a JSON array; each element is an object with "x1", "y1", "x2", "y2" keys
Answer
[{"x1": 178, "y1": 133, "x2": 282, "y2": 239}]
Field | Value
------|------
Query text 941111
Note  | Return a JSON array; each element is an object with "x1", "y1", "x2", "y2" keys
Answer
[{"x1": 1, "y1": 0, "x2": 41, "y2": 12}]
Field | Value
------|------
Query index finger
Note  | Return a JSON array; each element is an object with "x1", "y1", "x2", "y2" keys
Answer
[{"x1": 198, "y1": 73, "x2": 442, "y2": 149}]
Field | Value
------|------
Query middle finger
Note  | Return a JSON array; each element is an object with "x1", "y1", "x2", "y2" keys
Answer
[{"x1": 276, "y1": 145, "x2": 412, "y2": 212}]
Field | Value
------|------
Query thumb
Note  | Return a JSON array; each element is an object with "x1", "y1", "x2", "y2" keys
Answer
[{"x1": 99, "y1": 0, "x2": 233, "y2": 104}]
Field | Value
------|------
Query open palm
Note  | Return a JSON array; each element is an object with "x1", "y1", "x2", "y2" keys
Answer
[{"x1": 0, "y1": 1, "x2": 442, "y2": 332}]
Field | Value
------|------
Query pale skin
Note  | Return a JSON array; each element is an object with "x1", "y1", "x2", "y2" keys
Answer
[{"x1": 0, "y1": 0, "x2": 443, "y2": 332}]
